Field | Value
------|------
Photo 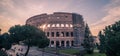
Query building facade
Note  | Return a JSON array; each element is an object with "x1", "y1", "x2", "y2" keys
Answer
[{"x1": 26, "y1": 12, "x2": 85, "y2": 48}]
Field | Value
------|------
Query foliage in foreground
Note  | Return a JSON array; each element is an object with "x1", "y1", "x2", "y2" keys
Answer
[
  {"x1": 84, "y1": 24, "x2": 94, "y2": 54},
  {"x1": 0, "y1": 33, "x2": 12, "y2": 56},
  {"x1": 9, "y1": 25, "x2": 49, "y2": 56},
  {"x1": 98, "y1": 21, "x2": 120, "y2": 56}
]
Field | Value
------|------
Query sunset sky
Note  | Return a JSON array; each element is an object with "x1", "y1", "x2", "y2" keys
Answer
[{"x1": 0, "y1": 0, "x2": 120, "y2": 36}]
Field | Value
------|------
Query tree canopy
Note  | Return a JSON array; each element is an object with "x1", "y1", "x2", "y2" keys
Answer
[
  {"x1": 84, "y1": 24, "x2": 94, "y2": 54},
  {"x1": 0, "y1": 33, "x2": 12, "y2": 50},
  {"x1": 98, "y1": 31, "x2": 106, "y2": 53},
  {"x1": 8, "y1": 25, "x2": 50, "y2": 56},
  {"x1": 98, "y1": 21, "x2": 120, "y2": 56},
  {"x1": 0, "y1": 33, "x2": 12, "y2": 56}
]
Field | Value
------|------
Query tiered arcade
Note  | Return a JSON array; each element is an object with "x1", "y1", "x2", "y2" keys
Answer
[{"x1": 26, "y1": 12, "x2": 85, "y2": 47}]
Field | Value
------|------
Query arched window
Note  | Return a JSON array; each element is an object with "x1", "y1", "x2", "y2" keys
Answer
[
  {"x1": 43, "y1": 24, "x2": 46, "y2": 28},
  {"x1": 52, "y1": 24, "x2": 55, "y2": 27},
  {"x1": 61, "y1": 41, "x2": 64, "y2": 47},
  {"x1": 47, "y1": 32, "x2": 49, "y2": 37},
  {"x1": 51, "y1": 32, "x2": 54, "y2": 37},
  {"x1": 51, "y1": 41, "x2": 54, "y2": 45},
  {"x1": 61, "y1": 24, "x2": 64, "y2": 27},
  {"x1": 39, "y1": 26, "x2": 42, "y2": 28},
  {"x1": 56, "y1": 32, "x2": 59, "y2": 37},
  {"x1": 70, "y1": 24, "x2": 73, "y2": 27},
  {"x1": 56, "y1": 24, "x2": 60, "y2": 27},
  {"x1": 47, "y1": 24, "x2": 50, "y2": 27},
  {"x1": 66, "y1": 32, "x2": 69, "y2": 37},
  {"x1": 71, "y1": 32, "x2": 73, "y2": 37},
  {"x1": 65, "y1": 24, "x2": 69, "y2": 27}
]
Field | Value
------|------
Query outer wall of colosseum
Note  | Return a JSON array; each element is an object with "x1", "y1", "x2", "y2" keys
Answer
[{"x1": 26, "y1": 12, "x2": 85, "y2": 48}]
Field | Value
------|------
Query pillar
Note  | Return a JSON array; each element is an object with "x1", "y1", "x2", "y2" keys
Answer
[
  {"x1": 54, "y1": 41, "x2": 56, "y2": 47},
  {"x1": 49, "y1": 40, "x2": 51, "y2": 47},
  {"x1": 69, "y1": 40, "x2": 72, "y2": 47},
  {"x1": 59, "y1": 41, "x2": 61, "y2": 47},
  {"x1": 64, "y1": 41, "x2": 66, "y2": 47}
]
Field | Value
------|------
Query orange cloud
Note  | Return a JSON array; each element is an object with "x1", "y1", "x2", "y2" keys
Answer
[
  {"x1": 90, "y1": 0, "x2": 120, "y2": 36},
  {"x1": 0, "y1": 15, "x2": 23, "y2": 34}
]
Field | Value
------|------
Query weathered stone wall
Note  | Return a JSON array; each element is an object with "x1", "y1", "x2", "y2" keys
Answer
[{"x1": 26, "y1": 12, "x2": 85, "y2": 47}]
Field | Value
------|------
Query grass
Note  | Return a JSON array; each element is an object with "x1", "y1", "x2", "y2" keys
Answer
[
  {"x1": 85, "y1": 52, "x2": 106, "y2": 56},
  {"x1": 59, "y1": 48, "x2": 79, "y2": 55},
  {"x1": 44, "y1": 48, "x2": 79, "y2": 55},
  {"x1": 44, "y1": 48, "x2": 106, "y2": 56}
]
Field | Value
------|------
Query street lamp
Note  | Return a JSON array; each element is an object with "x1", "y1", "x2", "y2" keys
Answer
[{"x1": 0, "y1": 28, "x2": 1, "y2": 35}]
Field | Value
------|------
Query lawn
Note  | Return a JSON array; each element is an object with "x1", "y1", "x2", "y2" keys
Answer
[
  {"x1": 59, "y1": 48, "x2": 79, "y2": 55},
  {"x1": 59, "y1": 48, "x2": 106, "y2": 56},
  {"x1": 85, "y1": 52, "x2": 106, "y2": 56},
  {"x1": 44, "y1": 48, "x2": 106, "y2": 56}
]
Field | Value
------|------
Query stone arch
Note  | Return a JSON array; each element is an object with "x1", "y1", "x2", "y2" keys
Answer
[
  {"x1": 61, "y1": 41, "x2": 65, "y2": 47},
  {"x1": 51, "y1": 41, "x2": 54, "y2": 45},
  {"x1": 66, "y1": 41, "x2": 70, "y2": 47},
  {"x1": 56, "y1": 41, "x2": 60, "y2": 47},
  {"x1": 71, "y1": 41, "x2": 74, "y2": 46}
]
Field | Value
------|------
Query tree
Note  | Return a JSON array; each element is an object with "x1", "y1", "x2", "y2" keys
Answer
[
  {"x1": 0, "y1": 33, "x2": 12, "y2": 50},
  {"x1": 0, "y1": 50, "x2": 8, "y2": 56},
  {"x1": 98, "y1": 31, "x2": 106, "y2": 53},
  {"x1": 84, "y1": 24, "x2": 94, "y2": 54},
  {"x1": 9, "y1": 25, "x2": 49, "y2": 56},
  {"x1": 99, "y1": 21, "x2": 120, "y2": 56},
  {"x1": 0, "y1": 33, "x2": 12, "y2": 56}
]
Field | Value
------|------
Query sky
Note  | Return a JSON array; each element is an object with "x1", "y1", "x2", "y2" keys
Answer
[{"x1": 0, "y1": 0, "x2": 120, "y2": 36}]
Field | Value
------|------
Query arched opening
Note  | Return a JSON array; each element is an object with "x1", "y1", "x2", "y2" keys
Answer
[
  {"x1": 51, "y1": 41, "x2": 54, "y2": 47},
  {"x1": 56, "y1": 41, "x2": 60, "y2": 47},
  {"x1": 51, "y1": 41, "x2": 54, "y2": 45},
  {"x1": 61, "y1": 32, "x2": 64, "y2": 37},
  {"x1": 51, "y1": 32, "x2": 54, "y2": 37},
  {"x1": 56, "y1": 24, "x2": 60, "y2": 27},
  {"x1": 56, "y1": 32, "x2": 59, "y2": 37},
  {"x1": 47, "y1": 24, "x2": 50, "y2": 27},
  {"x1": 70, "y1": 24, "x2": 73, "y2": 27},
  {"x1": 61, "y1": 24, "x2": 64, "y2": 27},
  {"x1": 71, "y1": 41, "x2": 74, "y2": 46},
  {"x1": 65, "y1": 24, "x2": 69, "y2": 27},
  {"x1": 66, "y1": 41, "x2": 69, "y2": 47},
  {"x1": 52, "y1": 24, "x2": 55, "y2": 27},
  {"x1": 66, "y1": 32, "x2": 69, "y2": 37},
  {"x1": 47, "y1": 32, "x2": 49, "y2": 37},
  {"x1": 61, "y1": 41, "x2": 64, "y2": 47},
  {"x1": 71, "y1": 32, "x2": 73, "y2": 37}
]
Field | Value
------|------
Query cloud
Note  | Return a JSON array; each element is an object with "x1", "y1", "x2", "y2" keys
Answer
[
  {"x1": 90, "y1": 0, "x2": 120, "y2": 36},
  {"x1": 0, "y1": 15, "x2": 22, "y2": 33},
  {"x1": 0, "y1": 0, "x2": 73, "y2": 34}
]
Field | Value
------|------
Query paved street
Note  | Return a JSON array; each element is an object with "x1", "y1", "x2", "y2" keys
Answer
[
  {"x1": 26, "y1": 47, "x2": 71, "y2": 56},
  {"x1": 7, "y1": 45, "x2": 71, "y2": 56}
]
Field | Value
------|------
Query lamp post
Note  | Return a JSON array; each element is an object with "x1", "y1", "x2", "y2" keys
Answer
[{"x1": 0, "y1": 28, "x2": 1, "y2": 35}]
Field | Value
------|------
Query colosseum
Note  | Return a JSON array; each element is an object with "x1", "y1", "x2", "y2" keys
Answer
[{"x1": 26, "y1": 12, "x2": 85, "y2": 48}]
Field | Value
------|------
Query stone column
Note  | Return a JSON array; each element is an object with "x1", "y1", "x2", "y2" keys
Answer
[
  {"x1": 64, "y1": 40, "x2": 66, "y2": 47},
  {"x1": 49, "y1": 32, "x2": 51, "y2": 37},
  {"x1": 64, "y1": 32, "x2": 66, "y2": 37},
  {"x1": 54, "y1": 31, "x2": 56, "y2": 38},
  {"x1": 59, "y1": 41, "x2": 61, "y2": 47},
  {"x1": 69, "y1": 40, "x2": 72, "y2": 47},
  {"x1": 49, "y1": 40, "x2": 51, "y2": 47},
  {"x1": 54, "y1": 41, "x2": 56, "y2": 47}
]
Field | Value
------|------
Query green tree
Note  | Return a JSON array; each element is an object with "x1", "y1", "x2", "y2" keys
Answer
[
  {"x1": 84, "y1": 24, "x2": 94, "y2": 54},
  {"x1": 9, "y1": 25, "x2": 49, "y2": 56},
  {"x1": 0, "y1": 50, "x2": 8, "y2": 56},
  {"x1": 98, "y1": 31, "x2": 106, "y2": 53},
  {"x1": 0, "y1": 33, "x2": 12, "y2": 56},
  {"x1": 99, "y1": 21, "x2": 120, "y2": 56},
  {"x1": 0, "y1": 33, "x2": 12, "y2": 50}
]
